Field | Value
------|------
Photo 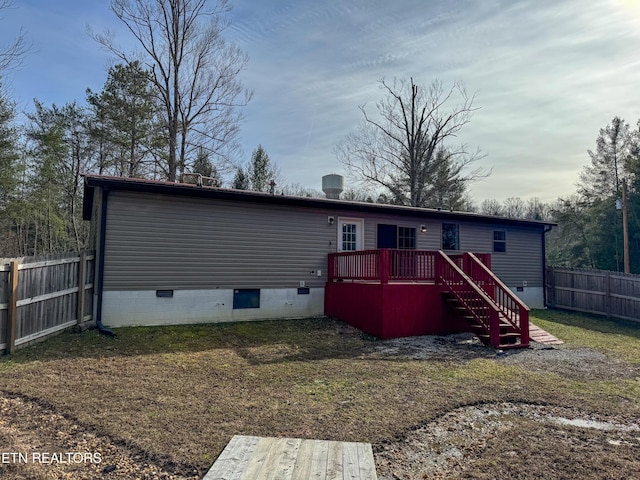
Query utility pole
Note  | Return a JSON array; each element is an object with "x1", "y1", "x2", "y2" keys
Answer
[{"x1": 622, "y1": 178, "x2": 630, "y2": 274}]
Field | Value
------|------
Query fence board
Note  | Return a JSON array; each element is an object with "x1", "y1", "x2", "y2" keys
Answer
[
  {"x1": 547, "y1": 267, "x2": 640, "y2": 322},
  {"x1": 0, "y1": 251, "x2": 95, "y2": 354},
  {"x1": 0, "y1": 267, "x2": 8, "y2": 347}
]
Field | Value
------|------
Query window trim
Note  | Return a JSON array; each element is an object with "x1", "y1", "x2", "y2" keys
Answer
[{"x1": 337, "y1": 217, "x2": 364, "y2": 252}]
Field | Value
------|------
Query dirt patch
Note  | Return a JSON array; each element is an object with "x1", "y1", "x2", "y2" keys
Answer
[
  {"x1": 498, "y1": 345, "x2": 640, "y2": 380},
  {"x1": 0, "y1": 392, "x2": 199, "y2": 479},
  {"x1": 371, "y1": 333, "x2": 640, "y2": 381},
  {"x1": 367, "y1": 333, "x2": 493, "y2": 362},
  {"x1": 375, "y1": 402, "x2": 640, "y2": 479}
]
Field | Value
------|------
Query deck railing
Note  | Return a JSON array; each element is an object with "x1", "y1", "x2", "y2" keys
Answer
[
  {"x1": 465, "y1": 252, "x2": 530, "y2": 346},
  {"x1": 328, "y1": 249, "x2": 437, "y2": 283},
  {"x1": 328, "y1": 249, "x2": 381, "y2": 282}
]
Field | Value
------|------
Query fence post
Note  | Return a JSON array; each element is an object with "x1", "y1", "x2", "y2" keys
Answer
[
  {"x1": 6, "y1": 261, "x2": 18, "y2": 354},
  {"x1": 604, "y1": 270, "x2": 611, "y2": 319},
  {"x1": 77, "y1": 252, "x2": 86, "y2": 326},
  {"x1": 546, "y1": 267, "x2": 554, "y2": 308}
]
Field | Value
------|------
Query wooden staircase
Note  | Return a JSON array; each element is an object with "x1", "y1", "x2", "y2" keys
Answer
[
  {"x1": 437, "y1": 251, "x2": 530, "y2": 349},
  {"x1": 442, "y1": 292, "x2": 524, "y2": 348}
]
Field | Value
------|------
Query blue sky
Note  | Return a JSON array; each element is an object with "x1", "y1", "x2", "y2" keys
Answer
[{"x1": 2, "y1": 0, "x2": 640, "y2": 203}]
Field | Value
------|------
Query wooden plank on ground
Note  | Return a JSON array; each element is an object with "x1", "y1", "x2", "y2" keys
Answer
[
  {"x1": 325, "y1": 440, "x2": 343, "y2": 480},
  {"x1": 342, "y1": 441, "x2": 360, "y2": 480},
  {"x1": 291, "y1": 440, "x2": 315, "y2": 480},
  {"x1": 205, "y1": 436, "x2": 377, "y2": 480},
  {"x1": 309, "y1": 439, "x2": 329, "y2": 479},
  {"x1": 203, "y1": 435, "x2": 260, "y2": 480},
  {"x1": 529, "y1": 322, "x2": 563, "y2": 345},
  {"x1": 272, "y1": 437, "x2": 302, "y2": 480},
  {"x1": 240, "y1": 436, "x2": 278, "y2": 478},
  {"x1": 356, "y1": 443, "x2": 377, "y2": 479},
  {"x1": 253, "y1": 437, "x2": 291, "y2": 480}
]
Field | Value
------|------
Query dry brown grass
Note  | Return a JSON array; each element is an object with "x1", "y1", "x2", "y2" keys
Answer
[{"x1": 0, "y1": 313, "x2": 638, "y2": 479}]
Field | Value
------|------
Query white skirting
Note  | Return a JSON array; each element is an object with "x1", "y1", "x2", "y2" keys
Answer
[
  {"x1": 101, "y1": 288, "x2": 325, "y2": 327},
  {"x1": 510, "y1": 286, "x2": 544, "y2": 309}
]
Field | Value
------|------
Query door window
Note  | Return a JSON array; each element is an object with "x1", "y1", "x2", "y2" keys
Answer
[{"x1": 338, "y1": 218, "x2": 364, "y2": 251}]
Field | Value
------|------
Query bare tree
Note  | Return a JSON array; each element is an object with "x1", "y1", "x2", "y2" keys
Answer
[
  {"x1": 336, "y1": 77, "x2": 486, "y2": 208},
  {"x1": 92, "y1": 0, "x2": 252, "y2": 181},
  {"x1": 524, "y1": 197, "x2": 549, "y2": 221},
  {"x1": 503, "y1": 196, "x2": 526, "y2": 219},
  {"x1": 0, "y1": 0, "x2": 29, "y2": 71},
  {"x1": 479, "y1": 198, "x2": 504, "y2": 217}
]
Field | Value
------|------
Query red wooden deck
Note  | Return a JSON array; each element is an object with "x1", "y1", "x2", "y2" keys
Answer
[
  {"x1": 325, "y1": 249, "x2": 530, "y2": 348},
  {"x1": 325, "y1": 280, "x2": 469, "y2": 339}
]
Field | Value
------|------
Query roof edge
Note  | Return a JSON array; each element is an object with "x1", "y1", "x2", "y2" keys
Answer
[{"x1": 82, "y1": 174, "x2": 556, "y2": 228}]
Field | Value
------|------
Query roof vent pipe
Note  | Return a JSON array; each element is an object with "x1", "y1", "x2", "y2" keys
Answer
[{"x1": 322, "y1": 174, "x2": 343, "y2": 199}]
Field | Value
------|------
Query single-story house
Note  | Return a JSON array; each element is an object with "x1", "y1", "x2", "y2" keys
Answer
[{"x1": 82, "y1": 175, "x2": 554, "y2": 347}]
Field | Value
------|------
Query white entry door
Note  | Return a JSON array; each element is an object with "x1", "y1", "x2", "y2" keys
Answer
[{"x1": 337, "y1": 217, "x2": 364, "y2": 252}]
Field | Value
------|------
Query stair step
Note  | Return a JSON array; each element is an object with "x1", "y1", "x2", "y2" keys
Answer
[
  {"x1": 442, "y1": 289, "x2": 526, "y2": 349},
  {"x1": 478, "y1": 332, "x2": 521, "y2": 338}
]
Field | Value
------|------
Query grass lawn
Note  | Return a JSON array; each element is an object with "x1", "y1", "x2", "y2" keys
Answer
[{"x1": 0, "y1": 309, "x2": 638, "y2": 479}]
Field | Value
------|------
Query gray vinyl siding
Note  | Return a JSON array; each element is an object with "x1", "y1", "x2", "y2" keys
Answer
[
  {"x1": 102, "y1": 189, "x2": 544, "y2": 291},
  {"x1": 104, "y1": 191, "x2": 337, "y2": 290},
  {"x1": 459, "y1": 223, "x2": 544, "y2": 287},
  {"x1": 364, "y1": 218, "x2": 543, "y2": 287}
]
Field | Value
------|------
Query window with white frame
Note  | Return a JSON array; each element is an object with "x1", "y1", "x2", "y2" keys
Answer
[
  {"x1": 342, "y1": 223, "x2": 357, "y2": 251},
  {"x1": 338, "y1": 217, "x2": 364, "y2": 252}
]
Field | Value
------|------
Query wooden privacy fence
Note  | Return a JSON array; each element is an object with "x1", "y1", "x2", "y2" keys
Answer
[
  {"x1": 546, "y1": 267, "x2": 640, "y2": 322},
  {"x1": 0, "y1": 252, "x2": 95, "y2": 354}
]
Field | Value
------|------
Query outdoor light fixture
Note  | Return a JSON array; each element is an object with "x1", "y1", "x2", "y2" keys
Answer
[
  {"x1": 328, "y1": 216, "x2": 335, "y2": 225},
  {"x1": 420, "y1": 225, "x2": 427, "y2": 233}
]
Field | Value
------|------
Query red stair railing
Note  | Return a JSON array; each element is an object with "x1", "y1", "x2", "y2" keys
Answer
[
  {"x1": 465, "y1": 252, "x2": 530, "y2": 347},
  {"x1": 435, "y1": 251, "x2": 502, "y2": 348}
]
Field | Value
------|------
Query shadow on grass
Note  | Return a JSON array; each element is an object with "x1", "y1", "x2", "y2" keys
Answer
[
  {"x1": 0, "y1": 317, "x2": 358, "y2": 364},
  {"x1": 0, "y1": 316, "x2": 495, "y2": 368},
  {"x1": 532, "y1": 308, "x2": 640, "y2": 339}
]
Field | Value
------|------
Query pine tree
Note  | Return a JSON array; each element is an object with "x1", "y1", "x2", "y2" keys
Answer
[
  {"x1": 578, "y1": 116, "x2": 631, "y2": 200},
  {"x1": 248, "y1": 145, "x2": 278, "y2": 192},
  {"x1": 86, "y1": 62, "x2": 162, "y2": 178},
  {"x1": 232, "y1": 167, "x2": 249, "y2": 190}
]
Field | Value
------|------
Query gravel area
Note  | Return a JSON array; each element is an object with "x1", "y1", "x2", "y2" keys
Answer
[
  {"x1": 370, "y1": 333, "x2": 640, "y2": 479},
  {"x1": 374, "y1": 401, "x2": 640, "y2": 480}
]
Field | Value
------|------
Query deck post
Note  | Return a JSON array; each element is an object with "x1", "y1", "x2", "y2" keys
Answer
[
  {"x1": 489, "y1": 310, "x2": 501, "y2": 348},
  {"x1": 328, "y1": 253, "x2": 335, "y2": 282},
  {"x1": 379, "y1": 249, "x2": 389, "y2": 284},
  {"x1": 462, "y1": 252, "x2": 471, "y2": 275}
]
